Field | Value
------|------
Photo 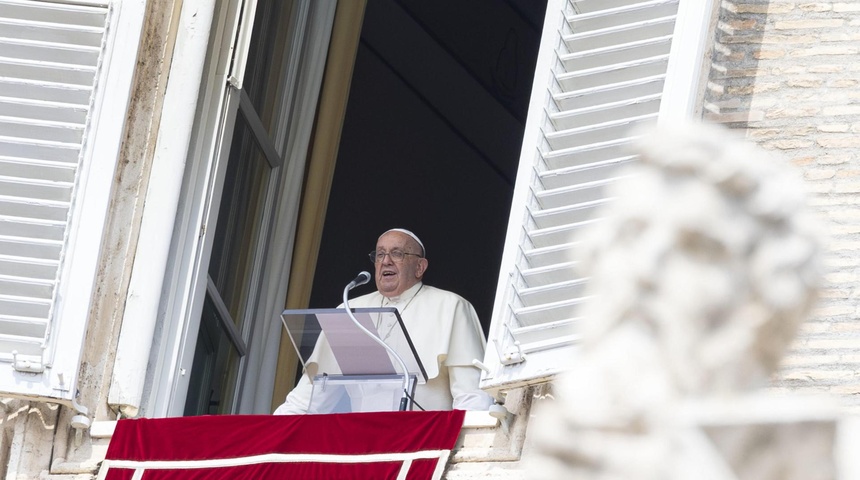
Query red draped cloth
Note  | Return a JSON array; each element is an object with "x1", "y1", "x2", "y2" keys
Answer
[{"x1": 101, "y1": 410, "x2": 465, "y2": 480}]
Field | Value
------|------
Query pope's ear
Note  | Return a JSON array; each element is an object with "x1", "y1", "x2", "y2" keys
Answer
[{"x1": 417, "y1": 258, "x2": 428, "y2": 277}]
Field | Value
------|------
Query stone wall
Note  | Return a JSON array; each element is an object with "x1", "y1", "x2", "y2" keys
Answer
[
  {"x1": 446, "y1": 386, "x2": 544, "y2": 480},
  {"x1": 0, "y1": 400, "x2": 58, "y2": 478},
  {"x1": 705, "y1": 0, "x2": 860, "y2": 412}
]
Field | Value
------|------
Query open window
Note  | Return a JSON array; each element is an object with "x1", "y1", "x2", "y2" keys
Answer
[
  {"x1": 121, "y1": 0, "x2": 338, "y2": 417},
  {"x1": 481, "y1": 0, "x2": 719, "y2": 394}
]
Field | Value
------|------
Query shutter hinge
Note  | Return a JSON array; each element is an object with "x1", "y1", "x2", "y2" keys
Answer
[
  {"x1": 497, "y1": 325, "x2": 526, "y2": 366},
  {"x1": 501, "y1": 342, "x2": 526, "y2": 365},
  {"x1": 11, "y1": 351, "x2": 44, "y2": 373}
]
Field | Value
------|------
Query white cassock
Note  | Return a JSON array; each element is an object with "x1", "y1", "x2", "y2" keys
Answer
[{"x1": 274, "y1": 282, "x2": 494, "y2": 414}]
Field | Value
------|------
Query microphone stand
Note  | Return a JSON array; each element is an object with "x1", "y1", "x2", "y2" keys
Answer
[{"x1": 343, "y1": 276, "x2": 411, "y2": 411}]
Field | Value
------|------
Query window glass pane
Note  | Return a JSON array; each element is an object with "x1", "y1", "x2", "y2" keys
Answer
[
  {"x1": 184, "y1": 295, "x2": 241, "y2": 415},
  {"x1": 207, "y1": 110, "x2": 271, "y2": 332},
  {"x1": 243, "y1": 0, "x2": 296, "y2": 130}
]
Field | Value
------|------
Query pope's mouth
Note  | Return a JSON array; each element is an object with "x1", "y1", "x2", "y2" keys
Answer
[{"x1": 382, "y1": 271, "x2": 397, "y2": 277}]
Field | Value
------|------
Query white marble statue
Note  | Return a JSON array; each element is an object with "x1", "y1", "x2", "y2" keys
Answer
[{"x1": 529, "y1": 122, "x2": 837, "y2": 479}]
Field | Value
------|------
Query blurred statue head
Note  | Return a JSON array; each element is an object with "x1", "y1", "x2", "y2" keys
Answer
[
  {"x1": 530, "y1": 121, "x2": 830, "y2": 480},
  {"x1": 577, "y1": 121, "x2": 824, "y2": 395}
]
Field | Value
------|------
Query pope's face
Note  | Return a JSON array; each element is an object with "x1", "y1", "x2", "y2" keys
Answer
[{"x1": 374, "y1": 231, "x2": 427, "y2": 297}]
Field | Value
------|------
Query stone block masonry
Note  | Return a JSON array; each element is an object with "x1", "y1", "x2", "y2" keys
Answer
[{"x1": 705, "y1": 0, "x2": 860, "y2": 413}]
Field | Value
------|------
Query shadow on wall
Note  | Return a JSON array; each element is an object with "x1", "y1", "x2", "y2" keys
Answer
[{"x1": 703, "y1": 2, "x2": 768, "y2": 127}]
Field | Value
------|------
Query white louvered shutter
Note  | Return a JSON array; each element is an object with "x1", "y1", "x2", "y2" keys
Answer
[
  {"x1": 482, "y1": 0, "x2": 715, "y2": 392},
  {"x1": 0, "y1": 0, "x2": 116, "y2": 400}
]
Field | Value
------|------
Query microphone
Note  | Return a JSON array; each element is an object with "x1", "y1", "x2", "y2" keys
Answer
[
  {"x1": 342, "y1": 271, "x2": 411, "y2": 411},
  {"x1": 347, "y1": 271, "x2": 371, "y2": 290}
]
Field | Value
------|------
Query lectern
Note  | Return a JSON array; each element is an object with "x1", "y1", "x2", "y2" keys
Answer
[{"x1": 281, "y1": 307, "x2": 428, "y2": 413}]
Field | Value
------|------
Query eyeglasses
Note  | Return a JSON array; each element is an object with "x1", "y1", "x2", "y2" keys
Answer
[{"x1": 368, "y1": 250, "x2": 423, "y2": 264}]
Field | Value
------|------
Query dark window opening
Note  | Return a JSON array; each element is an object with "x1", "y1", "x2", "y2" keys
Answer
[{"x1": 310, "y1": 0, "x2": 547, "y2": 332}]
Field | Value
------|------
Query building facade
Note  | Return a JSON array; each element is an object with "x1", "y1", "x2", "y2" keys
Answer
[{"x1": 0, "y1": 0, "x2": 857, "y2": 478}]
